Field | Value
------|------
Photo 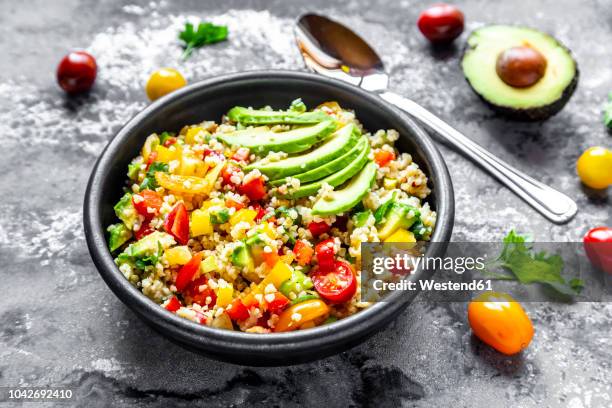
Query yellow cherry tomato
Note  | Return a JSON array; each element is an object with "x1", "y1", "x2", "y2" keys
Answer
[
  {"x1": 274, "y1": 299, "x2": 329, "y2": 332},
  {"x1": 467, "y1": 292, "x2": 534, "y2": 356},
  {"x1": 576, "y1": 146, "x2": 612, "y2": 189},
  {"x1": 145, "y1": 68, "x2": 187, "y2": 101}
]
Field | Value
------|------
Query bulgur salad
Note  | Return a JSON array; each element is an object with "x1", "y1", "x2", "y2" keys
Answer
[{"x1": 107, "y1": 99, "x2": 436, "y2": 333}]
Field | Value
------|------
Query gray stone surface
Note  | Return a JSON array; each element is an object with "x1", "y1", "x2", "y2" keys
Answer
[{"x1": 0, "y1": 0, "x2": 610, "y2": 406}]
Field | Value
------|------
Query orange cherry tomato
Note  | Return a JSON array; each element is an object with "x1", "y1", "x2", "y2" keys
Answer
[
  {"x1": 273, "y1": 299, "x2": 329, "y2": 332},
  {"x1": 468, "y1": 292, "x2": 534, "y2": 355}
]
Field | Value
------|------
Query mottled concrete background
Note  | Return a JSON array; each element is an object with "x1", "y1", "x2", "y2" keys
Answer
[{"x1": 0, "y1": 0, "x2": 610, "y2": 406}]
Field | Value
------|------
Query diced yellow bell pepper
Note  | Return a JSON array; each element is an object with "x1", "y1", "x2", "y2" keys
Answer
[
  {"x1": 229, "y1": 208, "x2": 258, "y2": 227},
  {"x1": 155, "y1": 145, "x2": 182, "y2": 164},
  {"x1": 155, "y1": 172, "x2": 210, "y2": 195},
  {"x1": 203, "y1": 163, "x2": 224, "y2": 192},
  {"x1": 185, "y1": 126, "x2": 205, "y2": 145},
  {"x1": 191, "y1": 209, "x2": 213, "y2": 236},
  {"x1": 257, "y1": 222, "x2": 277, "y2": 240},
  {"x1": 260, "y1": 261, "x2": 292, "y2": 289},
  {"x1": 177, "y1": 153, "x2": 205, "y2": 177},
  {"x1": 200, "y1": 255, "x2": 218, "y2": 273},
  {"x1": 200, "y1": 198, "x2": 223, "y2": 210},
  {"x1": 164, "y1": 246, "x2": 192, "y2": 265},
  {"x1": 383, "y1": 178, "x2": 397, "y2": 190},
  {"x1": 215, "y1": 282, "x2": 233, "y2": 307},
  {"x1": 384, "y1": 228, "x2": 416, "y2": 244},
  {"x1": 141, "y1": 134, "x2": 160, "y2": 162},
  {"x1": 280, "y1": 253, "x2": 294, "y2": 265}
]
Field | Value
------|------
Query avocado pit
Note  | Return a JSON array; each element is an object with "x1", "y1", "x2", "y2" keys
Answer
[{"x1": 496, "y1": 46, "x2": 547, "y2": 88}]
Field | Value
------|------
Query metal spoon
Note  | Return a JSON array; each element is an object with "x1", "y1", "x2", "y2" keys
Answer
[{"x1": 294, "y1": 13, "x2": 578, "y2": 224}]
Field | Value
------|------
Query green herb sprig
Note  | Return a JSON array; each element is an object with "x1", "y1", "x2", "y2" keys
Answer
[{"x1": 179, "y1": 21, "x2": 228, "y2": 60}]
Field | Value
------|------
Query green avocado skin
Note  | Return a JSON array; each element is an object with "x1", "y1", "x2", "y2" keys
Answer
[
  {"x1": 268, "y1": 136, "x2": 366, "y2": 186},
  {"x1": 283, "y1": 140, "x2": 371, "y2": 199},
  {"x1": 461, "y1": 26, "x2": 579, "y2": 121},
  {"x1": 227, "y1": 106, "x2": 329, "y2": 125},
  {"x1": 311, "y1": 161, "x2": 377, "y2": 216},
  {"x1": 248, "y1": 124, "x2": 360, "y2": 180}
]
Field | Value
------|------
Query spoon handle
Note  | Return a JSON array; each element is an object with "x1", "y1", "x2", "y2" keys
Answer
[{"x1": 379, "y1": 91, "x2": 577, "y2": 224}]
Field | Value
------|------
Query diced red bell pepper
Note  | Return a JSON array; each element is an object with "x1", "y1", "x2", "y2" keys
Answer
[
  {"x1": 145, "y1": 151, "x2": 158, "y2": 170},
  {"x1": 231, "y1": 147, "x2": 250, "y2": 163},
  {"x1": 164, "y1": 296, "x2": 182, "y2": 312},
  {"x1": 221, "y1": 164, "x2": 242, "y2": 187},
  {"x1": 239, "y1": 177, "x2": 266, "y2": 201},
  {"x1": 251, "y1": 203, "x2": 266, "y2": 222},
  {"x1": 226, "y1": 298, "x2": 250, "y2": 321},
  {"x1": 293, "y1": 239, "x2": 314, "y2": 266},
  {"x1": 203, "y1": 148, "x2": 225, "y2": 161},
  {"x1": 164, "y1": 202, "x2": 190, "y2": 245},
  {"x1": 175, "y1": 252, "x2": 202, "y2": 292},
  {"x1": 187, "y1": 276, "x2": 217, "y2": 307},
  {"x1": 163, "y1": 137, "x2": 177, "y2": 147},
  {"x1": 262, "y1": 251, "x2": 280, "y2": 268},
  {"x1": 267, "y1": 292, "x2": 290, "y2": 315},
  {"x1": 308, "y1": 221, "x2": 330, "y2": 237},
  {"x1": 374, "y1": 150, "x2": 395, "y2": 167},
  {"x1": 225, "y1": 197, "x2": 245, "y2": 210},
  {"x1": 315, "y1": 238, "x2": 336, "y2": 273},
  {"x1": 134, "y1": 220, "x2": 155, "y2": 240},
  {"x1": 132, "y1": 189, "x2": 163, "y2": 218}
]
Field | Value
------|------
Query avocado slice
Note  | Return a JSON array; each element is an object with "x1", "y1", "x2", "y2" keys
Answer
[
  {"x1": 246, "y1": 124, "x2": 359, "y2": 180},
  {"x1": 118, "y1": 231, "x2": 175, "y2": 260},
  {"x1": 376, "y1": 203, "x2": 420, "y2": 240},
  {"x1": 269, "y1": 137, "x2": 367, "y2": 187},
  {"x1": 227, "y1": 106, "x2": 329, "y2": 125},
  {"x1": 217, "y1": 120, "x2": 337, "y2": 154},
  {"x1": 231, "y1": 242, "x2": 260, "y2": 282},
  {"x1": 107, "y1": 223, "x2": 132, "y2": 252},
  {"x1": 114, "y1": 192, "x2": 138, "y2": 229},
  {"x1": 461, "y1": 25, "x2": 578, "y2": 121},
  {"x1": 283, "y1": 139, "x2": 371, "y2": 199},
  {"x1": 312, "y1": 161, "x2": 377, "y2": 215}
]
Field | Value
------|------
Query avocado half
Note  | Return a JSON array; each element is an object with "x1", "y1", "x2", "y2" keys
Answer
[{"x1": 461, "y1": 25, "x2": 578, "y2": 121}]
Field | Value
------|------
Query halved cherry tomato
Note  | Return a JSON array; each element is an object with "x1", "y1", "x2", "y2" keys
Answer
[
  {"x1": 163, "y1": 137, "x2": 177, "y2": 147},
  {"x1": 225, "y1": 197, "x2": 245, "y2": 210},
  {"x1": 266, "y1": 292, "x2": 290, "y2": 315},
  {"x1": 308, "y1": 221, "x2": 330, "y2": 237},
  {"x1": 187, "y1": 276, "x2": 217, "y2": 307},
  {"x1": 134, "y1": 221, "x2": 154, "y2": 240},
  {"x1": 231, "y1": 147, "x2": 251, "y2": 163},
  {"x1": 221, "y1": 164, "x2": 242, "y2": 187},
  {"x1": 227, "y1": 298, "x2": 250, "y2": 321},
  {"x1": 315, "y1": 238, "x2": 336, "y2": 272},
  {"x1": 175, "y1": 252, "x2": 203, "y2": 292},
  {"x1": 164, "y1": 202, "x2": 189, "y2": 245},
  {"x1": 293, "y1": 240, "x2": 314, "y2": 266},
  {"x1": 164, "y1": 296, "x2": 182, "y2": 312},
  {"x1": 311, "y1": 260, "x2": 356, "y2": 304},
  {"x1": 468, "y1": 292, "x2": 534, "y2": 356},
  {"x1": 374, "y1": 150, "x2": 395, "y2": 167},
  {"x1": 274, "y1": 299, "x2": 330, "y2": 332},
  {"x1": 132, "y1": 190, "x2": 163, "y2": 218},
  {"x1": 239, "y1": 177, "x2": 267, "y2": 201},
  {"x1": 583, "y1": 226, "x2": 612, "y2": 275},
  {"x1": 262, "y1": 251, "x2": 280, "y2": 268}
]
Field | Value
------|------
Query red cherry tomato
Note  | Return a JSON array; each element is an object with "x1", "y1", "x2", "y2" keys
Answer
[
  {"x1": 266, "y1": 292, "x2": 290, "y2": 314},
  {"x1": 227, "y1": 299, "x2": 250, "y2": 321},
  {"x1": 164, "y1": 202, "x2": 190, "y2": 245},
  {"x1": 315, "y1": 238, "x2": 336, "y2": 272},
  {"x1": 164, "y1": 296, "x2": 182, "y2": 312},
  {"x1": 132, "y1": 190, "x2": 163, "y2": 218},
  {"x1": 56, "y1": 51, "x2": 97, "y2": 94},
  {"x1": 175, "y1": 252, "x2": 203, "y2": 292},
  {"x1": 308, "y1": 221, "x2": 330, "y2": 237},
  {"x1": 187, "y1": 276, "x2": 217, "y2": 307},
  {"x1": 239, "y1": 177, "x2": 267, "y2": 201},
  {"x1": 221, "y1": 164, "x2": 242, "y2": 187},
  {"x1": 584, "y1": 227, "x2": 612, "y2": 275},
  {"x1": 231, "y1": 147, "x2": 251, "y2": 163},
  {"x1": 417, "y1": 3, "x2": 464, "y2": 43},
  {"x1": 134, "y1": 220, "x2": 154, "y2": 240},
  {"x1": 311, "y1": 260, "x2": 356, "y2": 304}
]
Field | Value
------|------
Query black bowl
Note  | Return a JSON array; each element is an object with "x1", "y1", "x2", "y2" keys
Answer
[{"x1": 84, "y1": 70, "x2": 454, "y2": 366}]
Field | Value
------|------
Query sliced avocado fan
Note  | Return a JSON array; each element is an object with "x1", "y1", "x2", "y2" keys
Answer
[
  {"x1": 461, "y1": 25, "x2": 578, "y2": 121},
  {"x1": 228, "y1": 106, "x2": 330, "y2": 125},
  {"x1": 247, "y1": 123, "x2": 360, "y2": 180},
  {"x1": 217, "y1": 120, "x2": 337, "y2": 154},
  {"x1": 312, "y1": 162, "x2": 377, "y2": 216}
]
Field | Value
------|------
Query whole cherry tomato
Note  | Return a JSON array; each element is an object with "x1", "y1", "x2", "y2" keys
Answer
[
  {"x1": 311, "y1": 260, "x2": 356, "y2": 304},
  {"x1": 468, "y1": 292, "x2": 534, "y2": 355},
  {"x1": 576, "y1": 147, "x2": 612, "y2": 189},
  {"x1": 417, "y1": 3, "x2": 464, "y2": 43},
  {"x1": 583, "y1": 227, "x2": 612, "y2": 275},
  {"x1": 145, "y1": 68, "x2": 187, "y2": 101},
  {"x1": 57, "y1": 51, "x2": 97, "y2": 94},
  {"x1": 175, "y1": 252, "x2": 203, "y2": 292},
  {"x1": 164, "y1": 202, "x2": 190, "y2": 245}
]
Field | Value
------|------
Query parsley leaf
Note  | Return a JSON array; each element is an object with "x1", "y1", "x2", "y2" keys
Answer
[
  {"x1": 604, "y1": 92, "x2": 612, "y2": 129},
  {"x1": 490, "y1": 230, "x2": 583, "y2": 296},
  {"x1": 140, "y1": 162, "x2": 169, "y2": 190},
  {"x1": 179, "y1": 21, "x2": 228, "y2": 60}
]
